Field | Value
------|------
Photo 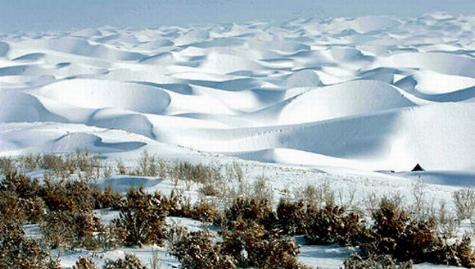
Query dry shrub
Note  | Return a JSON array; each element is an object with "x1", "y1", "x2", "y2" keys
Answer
[
  {"x1": 161, "y1": 189, "x2": 192, "y2": 217},
  {"x1": 116, "y1": 159, "x2": 128, "y2": 175},
  {"x1": 93, "y1": 185, "x2": 122, "y2": 209},
  {"x1": 344, "y1": 254, "x2": 413, "y2": 269},
  {"x1": 251, "y1": 175, "x2": 274, "y2": 202},
  {"x1": 113, "y1": 188, "x2": 167, "y2": 246},
  {"x1": 0, "y1": 172, "x2": 41, "y2": 199},
  {"x1": 40, "y1": 177, "x2": 96, "y2": 211},
  {"x1": 40, "y1": 210, "x2": 103, "y2": 250},
  {"x1": 0, "y1": 157, "x2": 16, "y2": 175},
  {"x1": 0, "y1": 227, "x2": 59, "y2": 269},
  {"x1": 18, "y1": 153, "x2": 41, "y2": 170},
  {"x1": 453, "y1": 188, "x2": 475, "y2": 221},
  {"x1": 169, "y1": 227, "x2": 237, "y2": 269},
  {"x1": 223, "y1": 197, "x2": 276, "y2": 229},
  {"x1": 134, "y1": 150, "x2": 160, "y2": 177},
  {"x1": 171, "y1": 161, "x2": 222, "y2": 185},
  {"x1": 305, "y1": 205, "x2": 366, "y2": 246},
  {"x1": 277, "y1": 198, "x2": 307, "y2": 235},
  {"x1": 22, "y1": 196, "x2": 47, "y2": 223},
  {"x1": 0, "y1": 191, "x2": 27, "y2": 227},
  {"x1": 39, "y1": 151, "x2": 100, "y2": 177},
  {"x1": 103, "y1": 254, "x2": 146, "y2": 269},
  {"x1": 220, "y1": 219, "x2": 306, "y2": 269},
  {"x1": 365, "y1": 197, "x2": 475, "y2": 267},
  {"x1": 189, "y1": 199, "x2": 220, "y2": 223},
  {"x1": 73, "y1": 257, "x2": 98, "y2": 269},
  {"x1": 198, "y1": 182, "x2": 221, "y2": 196}
]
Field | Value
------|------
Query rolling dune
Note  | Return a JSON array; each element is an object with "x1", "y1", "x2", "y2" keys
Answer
[{"x1": 1, "y1": 13, "x2": 475, "y2": 172}]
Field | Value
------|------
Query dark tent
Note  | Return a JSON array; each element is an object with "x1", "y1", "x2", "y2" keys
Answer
[{"x1": 411, "y1": 163, "x2": 424, "y2": 172}]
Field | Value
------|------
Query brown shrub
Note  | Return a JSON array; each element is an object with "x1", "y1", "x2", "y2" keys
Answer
[
  {"x1": 344, "y1": 254, "x2": 413, "y2": 269},
  {"x1": 40, "y1": 210, "x2": 102, "y2": 250},
  {"x1": 161, "y1": 189, "x2": 192, "y2": 217},
  {"x1": 22, "y1": 196, "x2": 47, "y2": 223},
  {"x1": 0, "y1": 230, "x2": 60, "y2": 269},
  {"x1": 0, "y1": 172, "x2": 41, "y2": 199},
  {"x1": 103, "y1": 254, "x2": 146, "y2": 269},
  {"x1": 223, "y1": 197, "x2": 276, "y2": 229},
  {"x1": 73, "y1": 257, "x2": 98, "y2": 269},
  {"x1": 190, "y1": 199, "x2": 220, "y2": 223},
  {"x1": 363, "y1": 197, "x2": 475, "y2": 267},
  {"x1": 277, "y1": 198, "x2": 307, "y2": 235},
  {"x1": 93, "y1": 185, "x2": 122, "y2": 209},
  {"x1": 113, "y1": 188, "x2": 167, "y2": 246},
  {"x1": 198, "y1": 182, "x2": 221, "y2": 196},
  {"x1": 40, "y1": 177, "x2": 96, "y2": 211},
  {"x1": 39, "y1": 151, "x2": 100, "y2": 177},
  {"x1": 0, "y1": 191, "x2": 27, "y2": 228},
  {"x1": 305, "y1": 205, "x2": 366, "y2": 246},
  {"x1": 220, "y1": 219, "x2": 305, "y2": 268},
  {"x1": 171, "y1": 161, "x2": 222, "y2": 185},
  {"x1": 169, "y1": 227, "x2": 237, "y2": 269}
]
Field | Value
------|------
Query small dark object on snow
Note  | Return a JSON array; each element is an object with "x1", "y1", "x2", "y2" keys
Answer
[{"x1": 411, "y1": 164, "x2": 424, "y2": 172}]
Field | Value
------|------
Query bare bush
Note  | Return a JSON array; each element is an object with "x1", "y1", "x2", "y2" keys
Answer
[
  {"x1": 0, "y1": 157, "x2": 16, "y2": 175},
  {"x1": 452, "y1": 188, "x2": 475, "y2": 221}
]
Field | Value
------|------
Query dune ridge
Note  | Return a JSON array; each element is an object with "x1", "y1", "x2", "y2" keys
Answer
[{"x1": 1, "y1": 13, "x2": 474, "y2": 172}]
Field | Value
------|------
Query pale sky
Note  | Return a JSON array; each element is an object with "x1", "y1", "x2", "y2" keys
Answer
[{"x1": 1, "y1": 0, "x2": 474, "y2": 33}]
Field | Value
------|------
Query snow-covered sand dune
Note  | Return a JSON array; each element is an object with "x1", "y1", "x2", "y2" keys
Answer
[{"x1": 1, "y1": 13, "x2": 475, "y2": 172}]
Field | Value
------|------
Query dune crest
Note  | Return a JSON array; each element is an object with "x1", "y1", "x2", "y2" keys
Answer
[{"x1": 1, "y1": 13, "x2": 475, "y2": 171}]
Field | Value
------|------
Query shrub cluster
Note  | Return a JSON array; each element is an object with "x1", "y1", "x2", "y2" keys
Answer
[
  {"x1": 73, "y1": 254, "x2": 147, "y2": 269},
  {"x1": 113, "y1": 188, "x2": 167, "y2": 247},
  {"x1": 0, "y1": 204, "x2": 59, "y2": 269},
  {"x1": 343, "y1": 254, "x2": 413, "y2": 269},
  {"x1": 362, "y1": 197, "x2": 475, "y2": 267},
  {"x1": 103, "y1": 254, "x2": 146, "y2": 269},
  {"x1": 169, "y1": 227, "x2": 236, "y2": 269}
]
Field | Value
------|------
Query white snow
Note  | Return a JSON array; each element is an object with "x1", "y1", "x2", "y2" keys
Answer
[{"x1": 2, "y1": 10, "x2": 475, "y2": 269}]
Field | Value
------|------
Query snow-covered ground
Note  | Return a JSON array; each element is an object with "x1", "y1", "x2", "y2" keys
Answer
[{"x1": 2, "y1": 10, "x2": 475, "y2": 269}]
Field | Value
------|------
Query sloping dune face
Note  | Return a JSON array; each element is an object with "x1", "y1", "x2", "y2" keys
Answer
[{"x1": 1, "y1": 13, "x2": 475, "y2": 171}]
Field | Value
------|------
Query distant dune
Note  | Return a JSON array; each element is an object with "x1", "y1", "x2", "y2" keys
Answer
[{"x1": 1, "y1": 13, "x2": 475, "y2": 172}]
